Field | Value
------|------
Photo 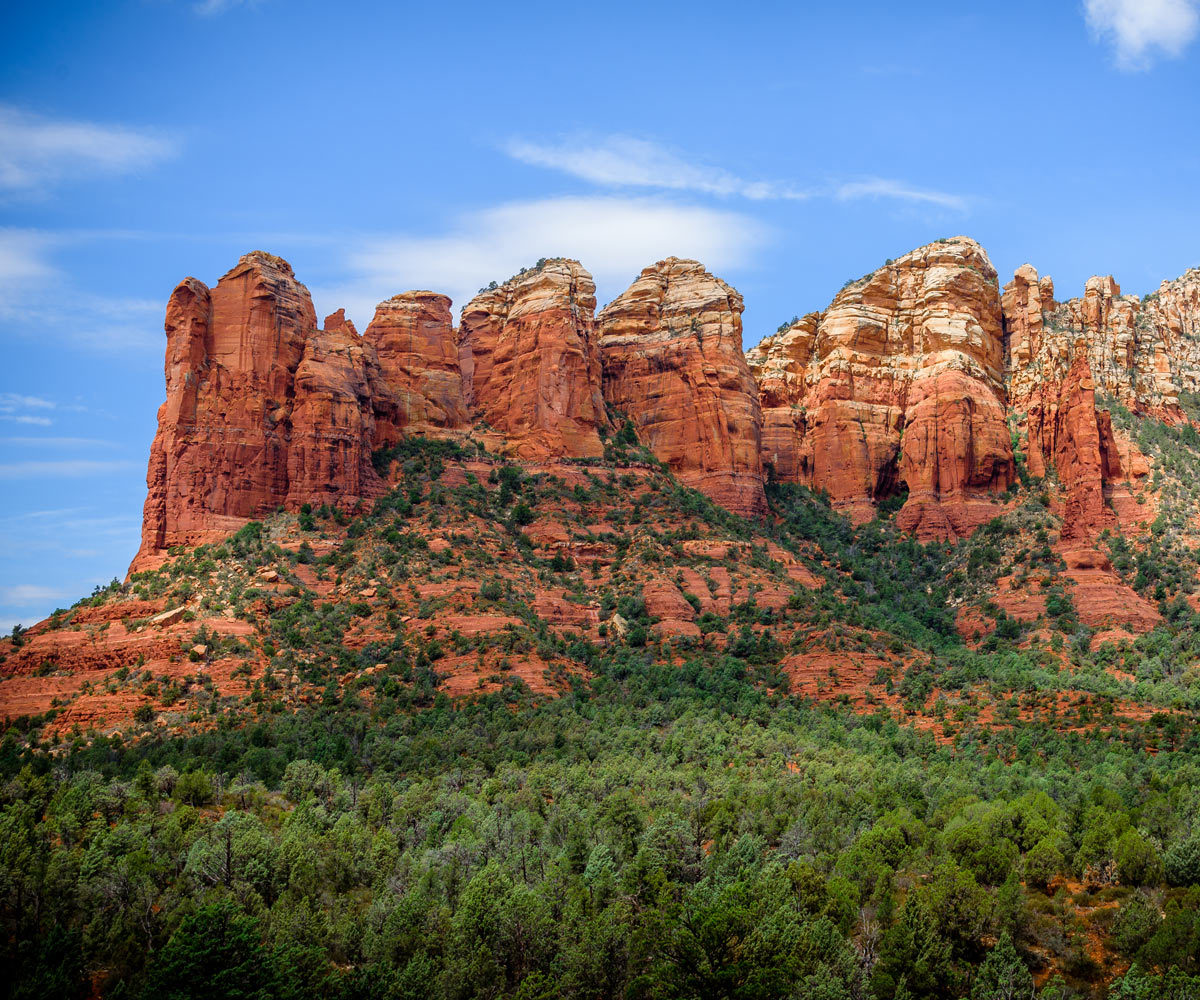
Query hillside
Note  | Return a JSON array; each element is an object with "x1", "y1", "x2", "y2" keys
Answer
[{"x1": 3, "y1": 238, "x2": 1200, "y2": 998}]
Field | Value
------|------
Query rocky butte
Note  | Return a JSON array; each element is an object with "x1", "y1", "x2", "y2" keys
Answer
[
  {"x1": 749, "y1": 237, "x2": 1200, "y2": 542},
  {"x1": 598, "y1": 257, "x2": 766, "y2": 516},
  {"x1": 132, "y1": 239, "x2": 1200, "y2": 572},
  {"x1": 131, "y1": 253, "x2": 765, "y2": 571}
]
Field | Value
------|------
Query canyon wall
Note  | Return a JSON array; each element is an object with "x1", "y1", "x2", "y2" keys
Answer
[
  {"x1": 134, "y1": 253, "x2": 385, "y2": 571},
  {"x1": 133, "y1": 254, "x2": 770, "y2": 569}
]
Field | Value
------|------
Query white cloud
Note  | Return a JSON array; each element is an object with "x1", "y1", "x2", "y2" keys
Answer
[
  {"x1": 0, "y1": 229, "x2": 58, "y2": 285},
  {"x1": 1084, "y1": 0, "x2": 1199, "y2": 69},
  {"x1": 323, "y1": 195, "x2": 769, "y2": 323},
  {"x1": 836, "y1": 178, "x2": 968, "y2": 211},
  {"x1": 0, "y1": 584, "x2": 67, "y2": 605},
  {"x1": 0, "y1": 105, "x2": 177, "y2": 193},
  {"x1": 0, "y1": 392, "x2": 56, "y2": 427},
  {"x1": 505, "y1": 135, "x2": 808, "y2": 201},
  {"x1": 0, "y1": 393, "x2": 55, "y2": 411},
  {"x1": 0, "y1": 460, "x2": 134, "y2": 479},
  {"x1": 505, "y1": 134, "x2": 967, "y2": 224}
]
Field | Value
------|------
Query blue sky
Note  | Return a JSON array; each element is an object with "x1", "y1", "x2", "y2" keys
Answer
[{"x1": 1, "y1": 0, "x2": 1199, "y2": 631}]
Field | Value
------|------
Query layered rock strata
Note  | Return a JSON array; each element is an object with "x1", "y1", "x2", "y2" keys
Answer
[
  {"x1": 135, "y1": 252, "x2": 384, "y2": 571},
  {"x1": 747, "y1": 238, "x2": 1014, "y2": 538},
  {"x1": 362, "y1": 291, "x2": 467, "y2": 447},
  {"x1": 997, "y1": 262, "x2": 1200, "y2": 539},
  {"x1": 598, "y1": 258, "x2": 766, "y2": 515},
  {"x1": 135, "y1": 240, "x2": 1200, "y2": 573},
  {"x1": 458, "y1": 259, "x2": 608, "y2": 460},
  {"x1": 1007, "y1": 264, "x2": 1200, "y2": 420}
]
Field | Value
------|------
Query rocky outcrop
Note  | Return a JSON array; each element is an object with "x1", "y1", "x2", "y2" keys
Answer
[
  {"x1": 746, "y1": 314, "x2": 818, "y2": 484},
  {"x1": 132, "y1": 253, "x2": 382, "y2": 572},
  {"x1": 1005, "y1": 264, "x2": 1200, "y2": 421},
  {"x1": 1001, "y1": 264, "x2": 1058, "y2": 403},
  {"x1": 134, "y1": 241, "x2": 1200, "y2": 572},
  {"x1": 286, "y1": 317, "x2": 383, "y2": 511},
  {"x1": 998, "y1": 262, "x2": 1200, "y2": 539},
  {"x1": 1019, "y1": 350, "x2": 1113, "y2": 540},
  {"x1": 747, "y1": 238, "x2": 1014, "y2": 537},
  {"x1": 458, "y1": 259, "x2": 608, "y2": 460},
  {"x1": 363, "y1": 292, "x2": 467, "y2": 447},
  {"x1": 598, "y1": 258, "x2": 766, "y2": 515}
]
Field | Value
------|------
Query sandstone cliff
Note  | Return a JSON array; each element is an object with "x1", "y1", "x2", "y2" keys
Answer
[
  {"x1": 745, "y1": 313, "x2": 818, "y2": 485},
  {"x1": 747, "y1": 237, "x2": 1014, "y2": 538},
  {"x1": 363, "y1": 291, "x2": 467, "y2": 447},
  {"x1": 458, "y1": 259, "x2": 608, "y2": 460},
  {"x1": 132, "y1": 253, "x2": 383, "y2": 572},
  {"x1": 134, "y1": 241, "x2": 1200, "y2": 573},
  {"x1": 1005, "y1": 264, "x2": 1200, "y2": 420},
  {"x1": 997, "y1": 262, "x2": 1200, "y2": 539},
  {"x1": 598, "y1": 258, "x2": 766, "y2": 516}
]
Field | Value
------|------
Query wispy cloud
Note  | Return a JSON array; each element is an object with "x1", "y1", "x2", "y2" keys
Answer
[
  {"x1": 506, "y1": 134, "x2": 967, "y2": 216},
  {"x1": 1084, "y1": 0, "x2": 1199, "y2": 69},
  {"x1": 0, "y1": 229, "x2": 163, "y2": 352},
  {"x1": 194, "y1": 0, "x2": 258, "y2": 14},
  {"x1": 8, "y1": 506, "x2": 92, "y2": 521},
  {"x1": 3, "y1": 416, "x2": 53, "y2": 426},
  {"x1": 505, "y1": 135, "x2": 808, "y2": 201},
  {"x1": 0, "y1": 393, "x2": 55, "y2": 411},
  {"x1": 0, "y1": 459, "x2": 134, "y2": 479},
  {"x1": 322, "y1": 195, "x2": 770, "y2": 323},
  {"x1": 0, "y1": 392, "x2": 56, "y2": 427},
  {"x1": 0, "y1": 583, "x2": 67, "y2": 605},
  {"x1": 835, "y1": 177, "x2": 968, "y2": 211},
  {"x1": 0, "y1": 104, "x2": 177, "y2": 193},
  {"x1": 1, "y1": 436, "x2": 116, "y2": 448}
]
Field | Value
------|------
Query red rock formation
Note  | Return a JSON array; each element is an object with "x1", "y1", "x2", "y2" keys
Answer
[
  {"x1": 1023, "y1": 352, "x2": 1113, "y2": 540},
  {"x1": 132, "y1": 252, "x2": 382, "y2": 573},
  {"x1": 363, "y1": 292, "x2": 467, "y2": 446},
  {"x1": 1011, "y1": 265, "x2": 1200, "y2": 421},
  {"x1": 458, "y1": 259, "x2": 608, "y2": 459},
  {"x1": 598, "y1": 257, "x2": 766, "y2": 516},
  {"x1": 896, "y1": 365, "x2": 1014, "y2": 539},
  {"x1": 287, "y1": 319, "x2": 383, "y2": 511},
  {"x1": 747, "y1": 238, "x2": 1014, "y2": 536},
  {"x1": 746, "y1": 314, "x2": 818, "y2": 483},
  {"x1": 999, "y1": 264, "x2": 1180, "y2": 541},
  {"x1": 1000, "y1": 263, "x2": 1056, "y2": 375}
]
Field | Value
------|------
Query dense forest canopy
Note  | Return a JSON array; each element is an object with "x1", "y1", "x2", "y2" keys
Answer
[{"x1": 3, "y1": 430, "x2": 1200, "y2": 999}]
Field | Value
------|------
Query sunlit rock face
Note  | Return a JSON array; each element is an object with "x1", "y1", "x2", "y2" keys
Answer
[
  {"x1": 599, "y1": 257, "x2": 766, "y2": 516},
  {"x1": 133, "y1": 253, "x2": 383, "y2": 572},
  {"x1": 458, "y1": 259, "x2": 609, "y2": 460},
  {"x1": 748, "y1": 237, "x2": 1014, "y2": 539}
]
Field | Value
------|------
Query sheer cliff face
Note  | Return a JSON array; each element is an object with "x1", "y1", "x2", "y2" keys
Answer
[
  {"x1": 457, "y1": 259, "x2": 608, "y2": 460},
  {"x1": 747, "y1": 238, "x2": 1014, "y2": 538},
  {"x1": 745, "y1": 314, "x2": 818, "y2": 485},
  {"x1": 134, "y1": 252, "x2": 770, "y2": 574},
  {"x1": 1000, "y1": 264, "x2": 1200, "y2": 540},
  {"x1": 134, "y1": 241, "x2": 1200, "y2": 572},
  {"x1": 132, "y1": 253, "x2": 383, "y2": 572},
  {"x1": 363, "y1": 292, "x2": 467, "y2": 448},
  {"x1": 598, "y1": 258, "x2": 766, "y2": 516}
]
